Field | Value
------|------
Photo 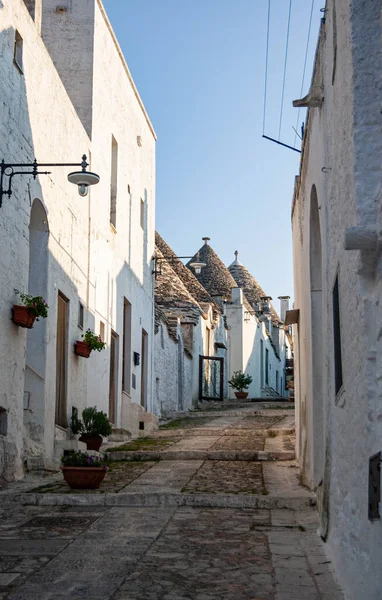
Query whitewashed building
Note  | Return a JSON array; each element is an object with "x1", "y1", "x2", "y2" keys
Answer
[
  {"x1": 187, "y1": 239, "x2": 292, "y2": 400},
  {"x1": 154, "y1": 233, "x2": 228, "y2": 415},
  {"x1": 0, "y1": 0, "x2": 156, "y2": 482},
  {"x1": 291, "y1": 1, "x2": 382, "y2": 597}
]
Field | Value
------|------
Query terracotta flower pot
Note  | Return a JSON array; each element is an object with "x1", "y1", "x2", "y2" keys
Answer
[
  {"x1": 74, "y1": 341, "x2": 92, "y2": 358},
  {"x1": 12, "y1": 305, "x2": 36, "y2": 329},
  {"x1": 79, "y1": 434, "x2": 103, "y2": 451},
  {"x1": 62, "y1": 466, "x2": 107, "y2": 489},
  {"x1": 234, "y1": 391, "x2": 248, "y2": 399}
]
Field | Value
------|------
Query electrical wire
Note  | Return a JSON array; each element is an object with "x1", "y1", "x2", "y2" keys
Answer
[
  {"x1": 262, "y1": 0, "x2": 271, "y2": 136},
  {"x1": 293, "y1": 0, "x2": 315, "y2": 147},
  {"x1": 278, "y1": 0, "x2": 292, "y2": 141}
]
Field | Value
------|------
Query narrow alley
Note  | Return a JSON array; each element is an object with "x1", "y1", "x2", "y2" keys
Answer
[{"x1": 0, "y1": 402, "x2": 343, "y2": 600}]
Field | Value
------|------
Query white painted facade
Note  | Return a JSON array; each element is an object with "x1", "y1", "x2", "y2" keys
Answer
[
  {"x1": 0, "y1": 0, "x2": 156, "y2": 481},
  {"x1": 291, "y1": 2, "x2": 382, "y2": 597},
  {"x1": 225, "y1": 289, "x2": 290, "y2": 399}
]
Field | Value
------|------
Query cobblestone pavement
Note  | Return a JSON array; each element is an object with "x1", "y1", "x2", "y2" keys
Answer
[{"x1": 0, "y1": 404, "x2": 344, "y2": 599}]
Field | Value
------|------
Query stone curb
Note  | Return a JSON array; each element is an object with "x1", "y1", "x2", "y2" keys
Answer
[
  {"x1": 154, "y1": 428, "x2": 295, "y2": 437},
  {"x1": 105, "y1": 450, "x2": 296, "y2": 462},
  {"x1": 12, "y1": 492, "x2": 315, "y2": 509}
]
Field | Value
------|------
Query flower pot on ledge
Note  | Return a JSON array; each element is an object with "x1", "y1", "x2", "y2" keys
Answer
[
  {"x1": 234, "y1": 391, "x2": 248, "y2": 400},
  {"x1": 74, "y1": 341, "x2": 92, "y2": 358},
  {"x1": 62, "y1": 466, "x2": 106, "y2": 489},
  {"x1": 12, "y1": 305, "x2": 36, "y2": 329},
  {"x1": 79, "y1": 434, "x2": 103, "y2": 451}
]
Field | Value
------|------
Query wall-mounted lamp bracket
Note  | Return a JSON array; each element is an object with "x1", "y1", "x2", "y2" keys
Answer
[
  {"x1": 152, "y1": 253, "x2": 206, "y2": 278},
  {"x1": 0, "y1": 154, "x2": 100, "y2": 207}
]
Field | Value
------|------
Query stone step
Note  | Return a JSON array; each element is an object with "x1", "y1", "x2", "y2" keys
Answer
[
  {"x1": 154, "y1": 427, "x2": 295, "y2": 437},
  {"x1": 16, "y1": 491, "x2": 315, "y2": 510},
  {"x1": 105, "y1": 449, "x2": 296, "y2": 462}
]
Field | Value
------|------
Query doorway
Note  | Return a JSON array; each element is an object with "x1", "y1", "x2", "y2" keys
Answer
[
  {"x1": 310, "y1": 185, "x2": 324, "y2": 484},
  {"x1": 141, "y1": 329, "x2": 148, "y2": 408},
  {"x1": 56, "y1": 292, "x2": 69, "y2": 428},
  {"x1": 109, "y1": 330, "x2": 118, "y2": 424}
]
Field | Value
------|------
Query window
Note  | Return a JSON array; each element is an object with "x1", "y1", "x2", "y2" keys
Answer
[
  {"x1": 265, "y1": 349, "x2": 269, "y2": 385},
  {"x1": 122, "y1": 300, "x2": 132, "y2": 394},
  {"x1": 332, "y1": 275, "x2": 343, "y2": 395},
  {"x1": 0, "y1": 407, "x2": 7, "y2": 436},
  {"x1": 99, "y1": 321, "x2": 105, "y2": 342},
  {"x1": 56, "y1": 292, "x2": 69, "y2": 428},
  {"x1": 14, "y1": 31, "x2": 23, "y2": 72},
  {"x1": 78, "y1": 301, "x2": 84, "y2": 329},
  {"x1": 140, "y1": 198, "x2": 144, "y2": 229},
  {"x1": 276, "y1": 371, "x2": 279, "y2": 394},
  {"x1": 110, "y1": 136, "x2": 118, "y2": 228}
]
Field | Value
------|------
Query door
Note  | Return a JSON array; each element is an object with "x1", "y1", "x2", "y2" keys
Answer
[
  {"x1": 109, "y1": 330, "x2": 118, "y2": 424},
  {"x1": 55, "y1": 292, "x2": 68, "y2": 428},
  {"x1": 199, "y1": 355, "x2": 224, "y2": 401},
  {"x1": 141, "y1": 329, "x2": 148, "y2": 408},
  {"x1": 260, "y1": 339, "x2": 264, "y2": 389}
]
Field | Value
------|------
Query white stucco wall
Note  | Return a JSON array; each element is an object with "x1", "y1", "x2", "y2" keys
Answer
[
  {"x1": 153, "y1": 319, "x2": 192, "y2": 417},
  {"x1": 226, "y1": 291, "x2": 286, "y2": 399},
  {"x1": 292, "y1": 1, "x2": 382, "y2": 597},
  {"x1": 0, "y1": 0, "x2": 156, "y2": 481}
]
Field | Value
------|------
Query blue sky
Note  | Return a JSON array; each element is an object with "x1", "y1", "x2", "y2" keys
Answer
[{"x1": 103, "y1": 0, "x2": 321, "y2": 307}]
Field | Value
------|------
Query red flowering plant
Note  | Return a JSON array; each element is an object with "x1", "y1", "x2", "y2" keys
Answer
[
  {"x1": 18, "y1": 292, "x2": 48, "y2": 320},
  {"x1": 81, "y1": 329, "x2": 106, "y2": 352}
]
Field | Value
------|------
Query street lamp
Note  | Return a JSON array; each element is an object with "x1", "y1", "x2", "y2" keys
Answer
[
  {"x1": 0, "y1": 154, "x2": 100, "y2": 207},
  {"x1": 153, "y1": 252, "x2": 206, "y2": 278}
]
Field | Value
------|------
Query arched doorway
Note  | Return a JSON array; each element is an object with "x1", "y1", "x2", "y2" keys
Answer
[
  {"x1": 309, "y1": 185, "x2": 324, "y2": 485},
  {"x1": 23, "y1": 200, "x2": 49, "y2": 447}
]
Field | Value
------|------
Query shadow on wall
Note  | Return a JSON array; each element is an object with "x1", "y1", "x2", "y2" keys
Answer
[
  {"x1": 0, "y1": 16, "x2": 37, "y2": 481},
  {"x1": 0, "y1": 13, "x2": 94, "y2": 481}
]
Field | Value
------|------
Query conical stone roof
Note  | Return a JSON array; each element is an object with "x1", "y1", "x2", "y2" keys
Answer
[
  {"x1": 155, "y1": 232, "x2": 220, "y2": 314},
  {"x1": 154, "y1": 247, "x2": 203, "y2": 327},
  {"x1": 187, "y1": 238, "x2": 240, "y2": 300},
  {"x1": 228, "y1": 251, "x2": 281, "y2": 321}
]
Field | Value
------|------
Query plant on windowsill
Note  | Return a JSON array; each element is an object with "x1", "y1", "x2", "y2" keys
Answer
[
  {"x1": 228, "y1": 370, "x2": 253, "y2": 400},
  {"x1": 12, "y1": 292, "x2": 49, "y2": 329},
  {"x1": 74, "y1": 328, "x2": 106, "y2": 358},
  {"x1": 61, "y1": 450, "x2": 108, "y2": 489},
  {"x1": 71, "y1": 406, "x2": 112, "y2": 451}
]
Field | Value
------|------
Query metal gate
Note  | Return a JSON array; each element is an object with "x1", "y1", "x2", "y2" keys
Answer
[{"x1": 199, "y1": 355, "x2": 224, "y2": 401}]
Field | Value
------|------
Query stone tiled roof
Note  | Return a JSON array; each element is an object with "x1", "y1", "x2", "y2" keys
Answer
[
  {"x1": 155, "y1": 232, "x2": 221, "y2": 320},
  {"x1": 186, "y1": 239, "x2": 253, "y2": 312},
  {"x1": 154, "y1": 247, "x2": 203, "y2": 330},
  {"x1": 228, "y1": 251, "x2": 281, "y2": 322},
  {"x1": 187, "y1": 239, "x2": 238, "y2": 299}
]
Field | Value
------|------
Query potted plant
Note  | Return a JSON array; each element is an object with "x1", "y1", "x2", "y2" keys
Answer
[
  {"x1": 71, "y1": 406, "x2": 112, "y2": 451},
  {"x1": 61, "y1": 451, "x2": 108, "y2": 489},
  {"x1": 12, "y1": 292, "x2": 48, "y2": 329},
  {"x1": 228, "y1": 370, "x2": 253, "y2": 399},
  {"x1": 75, "y1": 328, "x2": 106, "y2": 358}
]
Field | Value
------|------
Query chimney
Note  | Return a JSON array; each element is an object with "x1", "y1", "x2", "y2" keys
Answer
[
  {"x1": 231, "y1": 287, "x2": 243, "y2": 304},
  {"x1": 202, "y1": 237, "x2": 210, "y2": 245},
  {"x1": 278, "y1": 296, "x2": 290, "y2": 323}
]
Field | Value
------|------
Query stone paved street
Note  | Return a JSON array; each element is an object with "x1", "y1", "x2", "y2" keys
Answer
[{"x1": 0, "y1": 404, "x2": 344, "y2": 599}]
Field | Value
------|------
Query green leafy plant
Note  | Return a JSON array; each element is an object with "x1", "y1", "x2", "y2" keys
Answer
[
  {"x1": 61, "y1": 451, "x2": 108, "y2": 469},
  {"x1": 17, "y1": 292, "x2": 48, "y2": 320},
  {"x1": 70, "y1": 406, "x2": 112, "y2": 437},
  {"x1": 228, "y1": 370, "x2": 253, "y2": 392},
  {"x1": 81, "y1": 329, "x2": 106, "y2": 352}
]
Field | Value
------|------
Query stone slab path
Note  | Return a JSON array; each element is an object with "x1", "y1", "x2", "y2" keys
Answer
[{"x1": 0, "y1": 403, "x2": 344, "y2": 599}]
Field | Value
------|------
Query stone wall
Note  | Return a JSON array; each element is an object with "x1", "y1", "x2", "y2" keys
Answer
[{"x1": 291, "y1": 1, "x2": 382, "y2": 597}]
